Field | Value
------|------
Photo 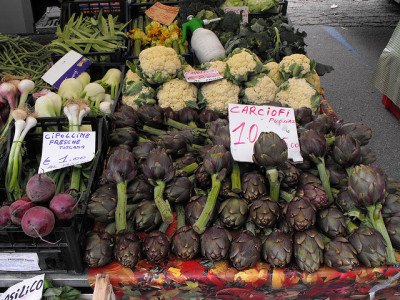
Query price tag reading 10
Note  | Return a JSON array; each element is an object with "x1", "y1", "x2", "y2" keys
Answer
[
  {"x1": 228, "y1": 104, "x2": 303, "y2": 163},
  {"x1": 38, "y1": 131, "x2": 96, "y2": 173}
]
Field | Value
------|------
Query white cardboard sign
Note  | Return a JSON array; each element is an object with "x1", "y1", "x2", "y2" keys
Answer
[
  {"x1": 228, "y1": 104, "x2": 303, "y2": 163},
  {"x1": 38, "y1": 131, "x2": 96, "y2": 173},
  {"x1": 0, "y1": 274, "x2": 45, "y2": 300},
  {"x1": 0, "y1": 253, "x2": 40, "y2": 272}
]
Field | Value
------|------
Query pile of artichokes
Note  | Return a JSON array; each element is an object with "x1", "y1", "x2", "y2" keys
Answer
[{"x1": 84, "y1": 102, "x2": 400, "y2": 273}]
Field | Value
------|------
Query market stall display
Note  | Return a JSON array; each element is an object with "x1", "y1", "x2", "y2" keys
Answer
[{"x1": 0, "y1": 0, "x2": 399, "y2": 298}]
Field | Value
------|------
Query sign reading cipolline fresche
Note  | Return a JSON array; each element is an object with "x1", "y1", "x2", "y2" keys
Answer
[
  {"x1": 38, "y1": 131, "x2": 96, "y2": 173},
  {"x1": 228, "y1": 104, "x2": 303, "y2": 163}
]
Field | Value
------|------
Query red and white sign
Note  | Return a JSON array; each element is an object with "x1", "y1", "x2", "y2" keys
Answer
[
  {"x1": 228, "y1": 104, "x2": 303, "y2": 163},
  {"x1": 145, "y1": 2, "x2": 179, "y2": 26},
  {"x1": 184, "y1": 69, "x2": 223, "y2": 83}
]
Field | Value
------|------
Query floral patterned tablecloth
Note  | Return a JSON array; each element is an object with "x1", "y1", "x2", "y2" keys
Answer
[{"x1": 88, "y1": 253, "x2": 400, "y2": 299}]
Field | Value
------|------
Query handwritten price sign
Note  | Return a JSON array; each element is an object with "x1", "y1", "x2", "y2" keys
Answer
[
  {"x1": 145, "y1": 2, "x2": 179, "y2": 26},
  {"x1": 224, "y1": 6, "x2": 249, "y2": 24},
  {"x1": 228, "y1": 104, "x2": 303, "y2": 163},
  {"x1": 184, "y1": 69, "x2": 223, "y2": 83},
  {"x1": 38, "y1": 131, "x2": 96, "y2": 173}
]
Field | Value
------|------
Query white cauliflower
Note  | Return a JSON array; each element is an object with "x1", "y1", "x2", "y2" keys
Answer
[
  {"x1": 200, "y1": 79, "x2": 241, "y2": 115},
  {"x1": 225, "y1": 48, "x2": 263, "y2": 84},
  {"x1": 243, "y1": 74, "x2": 277, "y2": 105},
  {"x1": 275, "y1": 78, "x2": 321, "y2": 112},
  {"x1": 201, "y1": 60, "x2": 227, "y2": 76},
  {"x1": 305, "y1": 71, "x2": 323, "y2": 94},
  {"x1": 182, "y1": 63, "x2": 196, "y2": 73},
  {"x1": 264, "y1": 61, "x2": 284, "y2": 86},
  {"x1": 138, "y1": 46, "x2": 182, "y2": 84},
  {"x1": 157, "y1": 78, "x2": 198, "y2": 111},
  {"x1": 279, "y1": 53, "x2": 316, "y2": 80},
  {"x1": 122, "y1": 80, "x2": 156, "y2": 110},
  {"x1": 125, "y1": 69, "x2": 143, "y2": 83}
]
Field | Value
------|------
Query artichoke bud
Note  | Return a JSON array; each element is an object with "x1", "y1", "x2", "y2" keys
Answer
[
  {"x1": 132, "y1": 142, "x2": 157, "y2": 162},
  {"x1": 324, "y1": 237, "x2": 359, "y2": 273},
  {"x1": 218, "y1": 197, "x2": 249, "y2": 229},
  {"x1": 252, "y1": 132, "x2": 288, "y2": 169},
  {"x1": 85, "y1": 231, "x2": 115, "y2": 268},
  {"x1": 110, "y1": 127, "x2": 139, "y2": 148},
  {"x1": 165, "y1": 174, "x2": 193, "y2": 204},
  {"x1": 142, "y1": 147, "x2": 174, "y2": 183},
  {"x1": 332, "y1": 134, "x2": 361, "y2": 168},
  {"x1": 171, "y1": 226, "x2": 200, "y2": 260},
  {"x1": 262, "y1": 230, "x2": 293, "y2": 268},
  {"x1": 138, "y1": 104, "x2": 165, "y2": 128},
  {"x1": 157, "y1": 131, "x2": 188, "y2": 158},
  {"x1": 229, "y1": 230, "x2": 262, "y2": 270},
  {"x1": 114, "y1": 233, "x2": 142, "y2": 268},
  {"x1": 347, "y1": 164, "x2": 386, "y2": 207},
  {"x1": 143, "y1": 230, "x2": 170, "y2": 263},
  {"x1": 203, "y1": 145, "x2": 233, "y2": 176},
  {"x1": 104, "y1": 148, "x2": 138, "y2": 184},
  {"x1": 249, "y1": 196, "x2": 280, "y2": 229},
  {"x1": 299, "y1": 129, "x2": 328, "y2": 161},
  {"x1": 335, "y1": 122, "x2": 372, "y2": 146},
  {"x1": 201, "y1": 225, "x2": 232, "y2": 261},
  {"x1": 241, "y1": 171, "x2": 268, "y2": 203}
]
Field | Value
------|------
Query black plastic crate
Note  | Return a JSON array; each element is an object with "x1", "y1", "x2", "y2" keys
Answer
[
  {"x1": 0, "y1": 116, "x2": 108, "y2": 273},
  {"x1": 55, "y1": 0, "x2": 129, "y2": 63}
]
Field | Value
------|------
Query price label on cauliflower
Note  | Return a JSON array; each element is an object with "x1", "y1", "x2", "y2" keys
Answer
[
  {"x1": 38, "y1": 132, "x2": 96, "y2": 173},
  {"x1": 228, "y1": 104, "x2": 303, "y2": 163},
  {"x1": 184, "y1": 69, "x2": 223, "y2": 83}
]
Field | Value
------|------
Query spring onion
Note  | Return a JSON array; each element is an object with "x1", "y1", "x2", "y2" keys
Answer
[
  {"x1": 5, "y1": 108, "x2": 37, "y2": 202},
  {"x1": 81, "y1": 82, "x2": 106, "y2": 108},
  {"x1": 58, "y1": 78, "x2": 83, "y2": 102}
]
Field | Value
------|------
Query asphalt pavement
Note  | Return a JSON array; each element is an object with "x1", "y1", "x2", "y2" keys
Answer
[{"x1": 287, "y1": 0, "x2": 400, "y2": 180}]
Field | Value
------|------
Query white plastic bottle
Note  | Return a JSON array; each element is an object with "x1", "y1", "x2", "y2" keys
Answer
[{"x1": 182, "y1": 15, "x2": 226, "y2": 64}]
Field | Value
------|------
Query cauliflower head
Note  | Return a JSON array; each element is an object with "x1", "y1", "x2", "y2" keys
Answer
[
  {"x1": 242, "y1": 73, "x2": 277, "y2": 105},
  {"x1": 275, "y1": 78, "x2": 321, "y2": 112},
  {"x1": 138, "y1": 46, "x2": 182, "y2": 84},
  {"x1": 199, "y1": 79, "x2": 240, "y2": 115},
  {"x1": 157, "y1": 78, "x2": 198, "y2": 111},
  {"x1": 265, "y1": 61, "x2": 284, "y2": 86},
  {"x1": 225, "y1": 48, "x2": 264, "y2": 84},
  {"x1": 201, "y1": 60, "x2": 227, "y2": 76},
  {"x1": 122, "y1": 81, "x2": 156, "y2": 110},
  {"x1": 125, "y1": 69, "x2": 143, "y2": 83},
  {"x1": 279, "y1": 54, "x2": 316, "y2": 80},
  {"x1": 305, "y1": 71, "x2": 323, "y2": 94},
  {"x1": 182, "y1": 63, "x2": 196, "y2": 73}
]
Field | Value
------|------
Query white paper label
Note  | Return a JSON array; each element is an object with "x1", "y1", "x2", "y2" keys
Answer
[
  {"x1": 224, "y1": 6, "x2": 249, "y2": 24},
  {"x1": 41, "y1": 50, "x2": 92, "y2": 89},
  {"x1": 38, "y1": 131, "x2": 96, "y2": 173},
  {"x1": 184, "y1": 69, "x2": 223, "y2": 83},
  {"x1": 228, "y1": 104, "x2": 303, "y2": 163},
  {"x1": 0, "y1": 274, "x2": 45, "y2": 300},
  {"x1": 0, "y1": 253, "x2": 40, "y2": 272}
]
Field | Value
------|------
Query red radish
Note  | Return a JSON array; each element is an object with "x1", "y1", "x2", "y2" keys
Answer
[
  {"x1": 9, "y1": 198, "x2": 35, "y2": 225},
  {"x1": 49, "y1": 192, "x2": 79, "y2": 221},
  {"x1": 26, "y1": 174, "x2": 56, "y2": 203},
  {"x1": 21, "y1": 206, "x2": 56, "y2": 244},
  {"x1": 0, "y1": 206, "x2": 11, "y2": 225}
]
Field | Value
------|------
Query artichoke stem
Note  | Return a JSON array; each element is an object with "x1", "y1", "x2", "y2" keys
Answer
[
  {"x1": 316, "y1": 158, "x2": 334, "y2": 205},
  {"x1": 187, "y1": 144, "x2": 204, "y2": 152},
  {"x1": 231, "y1": 161, "x2": 241, "y2": 193},
  {"x1": 280, "y1": 189, "x2": 295, "y2": 203},
  {"x1": 142, "y1": 125, "x2": 167, "y2": 136},
  {"x1": 193, "y1": 173, "x2": 221, "y2": 234},
  {"x1": 116, "y1": 181, "x2": 128, "y2": 233},
  {"x1": 154, "y1": 180, "x2": 173, "y2": 224},
  {"x1": 266, "y1": 168, "x2": 280, "y2": 202},
  {"x1": 166, "y1": 118, "x2": 193, "y2": 130},
  {"x1": 367, "y1": 204, "x2": 397, "y2": 264},
  {"x1": 179, "y1": 162, "x2": 199, "y2": 175},
  {"x1": 325, "y1": 136, "x2": 336, "y2": 145},
  {"x1": 176, "y1": 205, "x2": 185, "y2": 229},
  {"x1": 159, "y1": 221, "x2": 170, "y2": 233},
  {"x1": 345, "y1": 219, "x2": 359, "y2": 234}
]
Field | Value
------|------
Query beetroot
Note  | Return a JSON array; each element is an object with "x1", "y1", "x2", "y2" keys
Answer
[
  {"x1": 49, "y1": 193, "x2": 78, "y2": 221},
  {"x1": 0, "y1": 206, "x2": 11, "y2": 225},
  {"x1": 21, "y1": 206, "x2": 56, "y2": 243},
  {"x1": 26, "y1": 174, "x2": 56, "y2": 203},
  {"x1": 9, "y1": 198, "x2": 35, "y2": 225}
]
